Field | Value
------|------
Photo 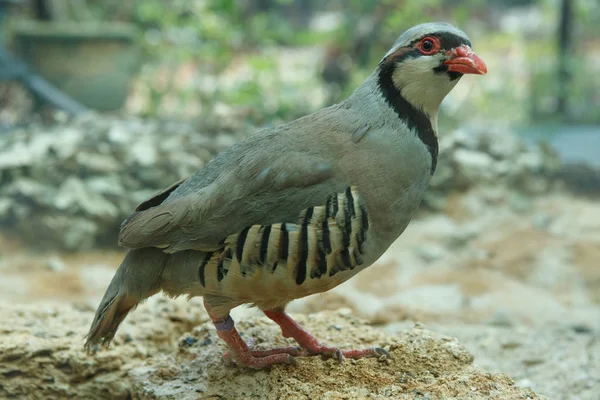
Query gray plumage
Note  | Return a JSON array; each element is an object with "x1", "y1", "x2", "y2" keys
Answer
[{"x1": 85, "y1": 22, "x2": 486, "y2": 363}]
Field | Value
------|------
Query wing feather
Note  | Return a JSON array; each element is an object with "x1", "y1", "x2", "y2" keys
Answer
[{"x1": 117, "y1": 109, "x2": 355, "y2": 252}]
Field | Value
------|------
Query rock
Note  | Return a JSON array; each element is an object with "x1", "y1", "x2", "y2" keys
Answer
[
  {"x1": 45, "y1": 256, "x2": 66, "y2": 272},
  {"x1": 422, "y1": 191, "x2": 448, "y2": 211},
  {"x1": 0, "y1": 296, "x2": 207, "y2": 400},
  {"x1": 75, "y1": 152, "x2": 120, "y2": 173},
  {"x1": 427, "y1": 164, "x2": 455, "y2": 191},
  {"x1": 531, "y1": 213, "x2": 553, "y2": 230},
  {"x1": 0, "y1": 116, "x2": 584, "y2": 251},
  {"x1": 445, "y1": 225, "x2": 481, "y2": 248},
  {"x1": 483, "y1": 127, "x2": 524, "y2": 159},
  {"x1": 515, "y1": 151, "x2": 544, "y2": 172},
  {"x1": 454, "y1": 148, "x2": 495, "y2": 182},
  {"x1": 0, "y1": 115, "x2": 232, "y2": 251},
  {"x1": 0, "y1": 197, "x2": 11, "y2": 218},
  {"x1": 432, "y1": 322, "x2": 600, "y2": 400},
  {"x1": 422, "y1": 126, "x2": 567, "y2": 211},
  {"x1": 395, "y1": 284, "x2": 465, "y2": 314},
  {"x1": 508, "y1": 192, "x2": 533, "y2": 213},
  {"x1": 54, "y1": 177, "x2": 119, "y2": 218},
  {"x1": 0, "y1": 302, "x2": 544, "y2": 400},
  {"x1": 214, "y1": 133, "x2": 237, "y2": 151},
  {"x1": 486, "y1": 309, "x2": 516, "y2": 327},
  {"x1": 414, "y1": 244, "x2": 445, "y2": 262},
  {"x1": 555, "y1": 163, "x2": 600, "y2": 196},
  {"x1": 79, "y1": 264, "x2": 119, "y2": 296},
  {"x1": 5, "y1": 178, "x2": 56, "y2": 207},
  {"x1": 15, "y1": 215, "x2": 100, "y2": 251}
]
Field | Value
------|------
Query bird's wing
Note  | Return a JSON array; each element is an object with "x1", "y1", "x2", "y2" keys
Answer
[{"x1": 118, "y1": 109, "x2": 355, "y2": 253}]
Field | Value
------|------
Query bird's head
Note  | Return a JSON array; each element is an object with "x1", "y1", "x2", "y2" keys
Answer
[{"x1": 377, "y1": 22, "x2": 487, "y2": 120}]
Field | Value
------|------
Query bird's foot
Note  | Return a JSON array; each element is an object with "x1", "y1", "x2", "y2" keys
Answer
[
  {"x1": 264, "y1": 309, "x2": 391, "y2": 363},
  {"x1": 223, "y1": 337, "x2": 301, "y2": 365},
  {"x1": 207, "y1": 311, "x2": 297, "y2": 369},
  {"x1": 216, "y1": 328, "x2": 298, "y2": 369},
  {"x1": 221, "y1": 345, "x2": 298, "y2": 369},
  {"x1": 299, "y1": 344, "x2": 390, "y2": 362}
]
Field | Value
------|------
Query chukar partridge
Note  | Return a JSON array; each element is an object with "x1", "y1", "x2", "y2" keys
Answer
[{"x1": 85, "y1": 22, "x2": 487, "y2": 369}]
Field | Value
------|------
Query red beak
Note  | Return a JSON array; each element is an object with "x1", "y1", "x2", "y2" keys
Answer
[{"x1": 443, "y1": 45, "x2": 487, "y2": 75}]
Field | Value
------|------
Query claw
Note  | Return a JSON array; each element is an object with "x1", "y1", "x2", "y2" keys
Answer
[
  {"x1": 374, "y1": 347, "x2": 391, "y2": 359},
  {"x1": 263, "y1": 310, "x2": 389, "y2": 364},
  {"x1": 223, "y1": 342, "x2": 301, "y2": 364},
  {"x1": 204, "y1": 304, "x2": 301, "y2": 370},
  {"x1": 334, "y1": 348, "x2": 343, "y2": 363},
  {"x1": 212, "y1": 307, "x2": 389, "y2": 369},
  {"x1": 287, "y1": 355, "x2": 297, "y2": 366}
]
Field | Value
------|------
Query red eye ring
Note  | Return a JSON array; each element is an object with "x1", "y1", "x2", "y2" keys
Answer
[{"x1": 418, "y1": 37, "x2": 440, "y2": 55}]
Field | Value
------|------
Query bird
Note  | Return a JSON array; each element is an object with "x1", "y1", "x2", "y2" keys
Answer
[{"x1": 85, "y1": 22, "x2": 487, "y2": 369}]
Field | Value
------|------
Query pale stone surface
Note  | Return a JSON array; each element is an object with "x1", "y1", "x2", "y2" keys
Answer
[{"x1": 0, "y1": 302, "x2": 544, "y2": 400}]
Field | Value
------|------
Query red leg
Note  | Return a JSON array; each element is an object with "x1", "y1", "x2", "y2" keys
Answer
[
  {"x1": 204, "y1": 300, "x2": 298, "y2": 369},
  {"x1": 264, "y1": 309, "x2": 390, "y2": 362}
]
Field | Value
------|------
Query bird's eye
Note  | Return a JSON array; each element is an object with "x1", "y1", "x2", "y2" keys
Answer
[{"x1": 418, "y1": 37, "x2": 439, "y2": 55}]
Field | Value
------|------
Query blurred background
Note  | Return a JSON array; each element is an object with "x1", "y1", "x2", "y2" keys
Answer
[{"x1": 0, "y1": 1, "x2": 599, "y2": 399}]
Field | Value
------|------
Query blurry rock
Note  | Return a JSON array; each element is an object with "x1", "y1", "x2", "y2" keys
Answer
[
  {"x1": 434, "y1": 322, "x2": 600, "y2": 400},
  {"x1": 454, "y1": 149, "x2": 495, "y2": 182},
  {"x1": 486, "y1": 309, "x2": 516, "y2": 327},
  {"x1": 54, "y1": 177, "x2": 119, "y2": 218},
  {"x1": 483, "y1": 127, "x2": 524, "y2": 159},
  {"x1": 396, "y1": 284, "x2": 465, "y2": 314},
  {"x1": 5, "y1": 178, "x2": 56, "y2": 207},
  {"x1": 423, "y1": 126, "x2": 565, "y2": 212},
  {"x1": 15, "y1": 215, "x2": 100, "y2": 251},
  {"x1": 45, "y1": 256, "x2": 66, "y2": 272},
  {"x1": 415, "y1": 244, "x2": 445, "y2": 262},
  {"x1": 79, "y1": 264, "x2": 117, "y2": 296},
  {"x1": 75, "y1": 152, "x2": 120, "y2": 173},
  {"x1": 428, "y1": 162, "x2": 455, "y2": 190},
  {"x1": 515, "y1": 151, "x2": 544, "y2": 172},
  {"x1": 214, "y1": 133, "x2": 237, "y2": 151},
  {"x1": 0, "y1": 115, "x2": 235, "y2": 251},
  {"x1": 479, "y1": 187, "x2": 507, "y2": 204},
  {"x1": 446, "y1": 225, "x2": 481, "y2": 248},
  {"x1": 440, "y1": 127, "x2": 473, "y2": 151},
  {"x1": 509, "y1": 193, "x2": 533, "y2": 213},
  {"x1": 0, "y1": 117, "x2": 583, "y2": 251},
  {"x1": 570, "y1": 323, "x2": 594, "y2": 334},
  {"x1": 531, "y1": 213, "x2": 553, "y2": 230},
  {"x1": 422, "y1": 190, "x2": 448, "y2": 211},
  {"x1": 0, "y1": 198, "x2": 11, "y2": 218},
  {"x1": 555, "y1": 163, "x2": 600, "y2": 197}
]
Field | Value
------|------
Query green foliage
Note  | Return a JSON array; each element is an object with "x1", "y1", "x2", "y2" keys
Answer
[{"x1": 29, "y1": 0, "x2": 598, "y2": 124}]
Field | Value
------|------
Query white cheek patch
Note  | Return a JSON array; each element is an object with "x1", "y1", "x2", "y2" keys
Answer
[
  {"x1": 391, "y1": 56, "x2": 460, "y2": 117},
  {"x1": 392, "y1": 56, "x2": 440, "y2": 82}
]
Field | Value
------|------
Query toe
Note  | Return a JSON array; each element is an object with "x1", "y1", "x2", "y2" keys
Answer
[{"x1": 374, "y1": 347, "x2": 391, "y2": 358}]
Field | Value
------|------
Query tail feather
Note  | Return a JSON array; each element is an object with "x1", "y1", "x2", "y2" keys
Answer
[
  {"x1": 84, "y1": 248, "x2": 169, "y2": 351},
  {"x1": 85, "y1": 294, "x2": 135, "y2": 349}
]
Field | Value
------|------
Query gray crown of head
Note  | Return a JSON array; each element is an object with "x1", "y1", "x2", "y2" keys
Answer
[{"x1": 385, "y1": 22, "x2": 470, "y2": 58}]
